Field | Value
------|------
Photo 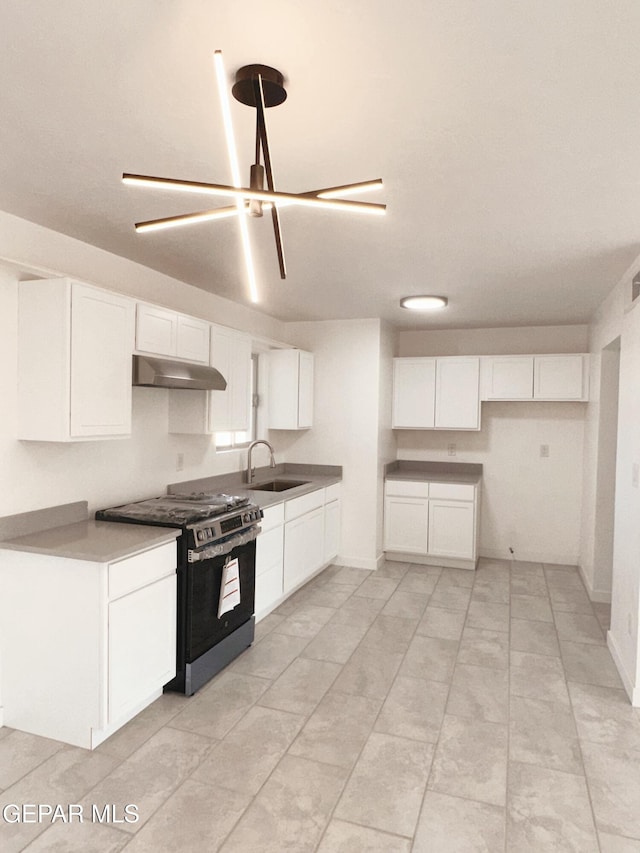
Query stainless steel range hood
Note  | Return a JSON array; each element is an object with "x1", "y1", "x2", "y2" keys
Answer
[{"x1": 132, "y1": 355, "x2": 227, "y2": 391}]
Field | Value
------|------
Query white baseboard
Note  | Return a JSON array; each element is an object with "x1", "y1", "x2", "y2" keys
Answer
[
  {"x1": 479, "y1": 547, "x2": 579, "y2": 566},
  {"x1": 607, "y1": 629, "x2": 639, "y2": 706},
  {"x1": 577, "y1": 564, "x2": 612, "y2": 604}
]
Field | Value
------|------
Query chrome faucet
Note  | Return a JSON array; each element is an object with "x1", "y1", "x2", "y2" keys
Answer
[{"x1": 246, "y1": 439, "x2": 276, "y2": 485}]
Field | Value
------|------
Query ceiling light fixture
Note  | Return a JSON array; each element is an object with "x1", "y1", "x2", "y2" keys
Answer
[
  {"x1": 122, "y1": 50, "x2": 385, "y2": 302},
  {"x1": 400, "y1": 295, "x2": 448, "y2": 311}
]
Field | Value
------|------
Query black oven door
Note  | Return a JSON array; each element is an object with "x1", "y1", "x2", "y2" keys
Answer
[{"x1": 186, "y1": 538, "x2": 256, "y2": 663}]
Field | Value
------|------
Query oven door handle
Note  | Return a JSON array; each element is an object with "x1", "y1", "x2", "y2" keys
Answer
[{"x1": 187, "y1": 525, "x2": 261, "y2": 562}]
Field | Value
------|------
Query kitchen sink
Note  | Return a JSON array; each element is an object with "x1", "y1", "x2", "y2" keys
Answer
[{"x1": 251, "y1": 479, "x2": 309, "y2": 492}]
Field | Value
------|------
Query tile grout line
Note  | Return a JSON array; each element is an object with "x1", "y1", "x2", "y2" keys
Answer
[{"x1": 546, "y1": 561, "x2": 605, "y2": 853}]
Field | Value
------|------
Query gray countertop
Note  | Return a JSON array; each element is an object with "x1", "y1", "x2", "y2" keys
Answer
[
  {"x1": 0, "y1": 463, "x2": 341, "y2": 562},
  {"x1": 0, "y1": 520, "x2": 180, "y2": 563},
  {"x1": 169, "y1": 463, "x2": 342, "y2": 510},
  {"x1": 385, "y1": 460, "x2": 483, "y2": 485}
]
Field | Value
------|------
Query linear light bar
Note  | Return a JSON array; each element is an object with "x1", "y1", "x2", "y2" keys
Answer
[
  {"x1": 213, "y1": 50, "x2": 259, "y2": 303},
  {"x1": 122, "y1": 173, "x2": 386, "y2": 215},
  {"x1": 135, "y1": 204, "x2": 244, "y2": 233},
  {"x1": 315, "y1": 179, "x2": 384, "y2": 199},
  {"x1": 134, "y1": 181, "x2": 384, "y2": 233}
]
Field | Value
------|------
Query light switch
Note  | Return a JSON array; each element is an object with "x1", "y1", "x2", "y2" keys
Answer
[{"x1": 540, "y1": 444, "x2": 549, "y2": 458}]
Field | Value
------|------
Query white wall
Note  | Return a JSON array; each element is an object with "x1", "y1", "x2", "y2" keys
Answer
[
  {"x1": 278, "y1": 319, "x2": 397, "y2": 570},
  {"x1": 399, "y1": 324, "x2": 588, "y2": 357},
  {"x1": 0, "y1": 213, "x2": 293, "y2": 520},
  {"x1": 579, "y1": 255, "x2": 640, "y2": 704},
  {"x1": 580, "y1": 282, "x2": 627, "y2": 600},
  {"x1": 397, "y1": 325, "x2": 588, "y2": 564}
]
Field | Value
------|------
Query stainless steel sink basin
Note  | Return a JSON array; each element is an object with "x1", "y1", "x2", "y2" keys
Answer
[{"x1": 251, "y1": 479, "x2": 309, "y2": 492}]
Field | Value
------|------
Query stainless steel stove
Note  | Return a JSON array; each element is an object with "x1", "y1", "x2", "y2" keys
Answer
[{"x1": 96, "y1": 492, "x2": 263, "y2": 694}]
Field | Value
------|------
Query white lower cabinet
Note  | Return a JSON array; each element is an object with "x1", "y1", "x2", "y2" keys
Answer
[
  {"x1": 284, "y1": 506, "x2": 324, "y2": 593},
  {"x1": 323, "y1": 498, "x2": 341, "y2": 563},
  {"x1": 0, "y1": 540, "x2": 177, "y2": 749},
  {"x1": 108, "y1": 574, "x2": 176, "y2": 723},
  {"x1": 427, "y1": 499, "x2": 475, "y2": 560},
  {"x1": 384, "y1": 479, "x2": 479, "y2": 569},
  {"x1": 383, "y1": 496, "x2": 429, "y2": 554},
  {"x1": 255, "y1": 504, "x2": 285, "y2": 618},
  {"x1": 255, "y1": 483, "x2": 342, "y2": 616}
]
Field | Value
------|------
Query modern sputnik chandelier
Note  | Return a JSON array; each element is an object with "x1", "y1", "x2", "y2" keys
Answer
[{"x1": 123, "y1": 51, "x2": 385, "y2": 302}]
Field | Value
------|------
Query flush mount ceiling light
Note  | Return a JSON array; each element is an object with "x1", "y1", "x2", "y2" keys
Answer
[
  {"x1": 123, "y1": 50, "x2": 386, "y2": 303},
  {"x1": 400, "y1": 295, "x2": 448, "y2": 311}
]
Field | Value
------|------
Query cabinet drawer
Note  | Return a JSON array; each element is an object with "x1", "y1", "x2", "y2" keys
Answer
[
  {"x1": 385, "y1": 479, "x2": 430, "y2": 498},
  {"x1": 109, "y1": 542, "x2": 176, "y2": 600},
  {"x1": 284, "y1": 488, "x2": 325, "y2": 522},
  {"x1": 324, "y1": 482, "x2": 342, "y2": 503},
  {"x1": 260, "y1": 502, "x2": 285, "y2": 533},
  {"x1": 428, "y1": 482, "x2": 475, "y2": 501}
]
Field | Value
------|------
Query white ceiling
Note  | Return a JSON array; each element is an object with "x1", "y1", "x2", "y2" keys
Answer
[{"x1": 2, "y1": 0, "x2": 640, "y2": 329}]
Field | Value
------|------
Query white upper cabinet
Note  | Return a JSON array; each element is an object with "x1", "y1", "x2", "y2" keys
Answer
[
  {"x1": 18, "y1": 279, "x2": 135, "y2": 441},
  {"x1": 392, "y1": 358, "x2": 436, "y2": 428},
  {"x1": 481, "y1": 354, "x2": 589, "y2": 401},
  {"x1": 268, "y1": 349, "x2": 314, "y2": 430},
  {"x1": 434, "y1": 357, "x2": 481, "y2": 430},
  {"x1": 482, "y1": 356, "x2": 534, "y2": 400},
  {"x1": 168, "y1": 325, "x2": 252, "y2": 435},
  {"x1": 392, "y1": 357, "x2": 480, "y2": 430},
  {"x1": 534, "y1": 355, "x2": 587, "y2": 400},
  {"x1": 208, "y1": 326, "x2": 251, "y2": 432},
  {"x1": 135, "y1": 303, "x2": 209, "y2": 363}
]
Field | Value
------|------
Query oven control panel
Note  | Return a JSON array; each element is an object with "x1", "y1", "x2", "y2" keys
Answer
[{"x1": 188, "y1": 505, "x2": 263, "y2": 547}]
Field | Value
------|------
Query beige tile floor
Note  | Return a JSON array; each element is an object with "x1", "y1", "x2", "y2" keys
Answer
[{"x1": 1, "y1": 558, "x2": 640, "y2": 852}]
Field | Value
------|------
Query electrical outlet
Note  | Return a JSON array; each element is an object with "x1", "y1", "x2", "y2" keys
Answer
[
  {"x1": 447, "y1": 443, "x2": 457, "y2": 456},
  {"x1": 176, "y1": 453, "x2": 184, "y2": 472},
  {"x1": 540, "y1": 444, "x2": 549, "y2": 458}
]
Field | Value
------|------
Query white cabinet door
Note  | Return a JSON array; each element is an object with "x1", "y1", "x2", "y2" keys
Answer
[
  {"x1": 435, "y1": 358, "x2": 480, "y2": 430},
  {"x1": 298, "y1": 350, "x2": 314, "y2": 428},
  {"x1": 255, "y1": 525, "x2": 284, "y2": 616},
  {"x1": 209, "y1": 328, "x2": 251, "y2": 432},
  {"x1": 135, "y1": 304, "x2": 177, "y2": 355},
  {"x1": 427, "y1": 499, "x2": 475, "y2": 560},
  {"x1": 323, "y1": 499, "x2": 341, "y2": 563},
  {"x1": 18, "y1": 278, "x2": 135, "y2": 441},
  {"x1": 176, "y1": 315, "x2": 210, "y2": 363},
  {"x1": 392, "y1": 358, "x2": 436, "y2": 428},
  {"x1": 383, "y1": 496, "x2": 429, "y2": 553},
  {"x1": 534, "y1": 355, "x2": 586, "y2": 400},
  {"x1": 283, "y1": 507, "x2": 324, "y2": 592},
  {"x1": 70, "y1": 284, "x2": 134, "y2": 437},
  {"x1": 268, "y1": 349, "x2": 314, "y2": 430},
  {"x1": 108, "y1": 574, "x2": 176, "y2": 723},
  {"x1": 483, "y1": 356, "x2": 534, "y2": 400},
  {"x1": 136, "y1": 304, "x2": 209, "y2": 363}
]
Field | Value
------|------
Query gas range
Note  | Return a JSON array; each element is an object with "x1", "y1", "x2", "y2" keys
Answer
[
  {"x1": 96, "y1": 492, "x2": 262, "y2": 550},
  {"x1": 96, "y1": 490, "x2": 263, "y2": 695}
]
